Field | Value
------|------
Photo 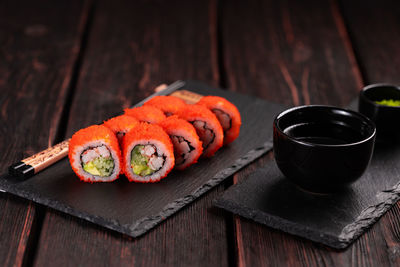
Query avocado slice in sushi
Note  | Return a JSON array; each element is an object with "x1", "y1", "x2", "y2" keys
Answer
[
  {"x1": 83, "y1": 156, "x2": 114, "y2": 177},
  {"x1": 131, "y1": 145, "x2": 165, "y2": 176},
  {"x1": 80, "y1": 145, "x2": 115, "y2": 177}
]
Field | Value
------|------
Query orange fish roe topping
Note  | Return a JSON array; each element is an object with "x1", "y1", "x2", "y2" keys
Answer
[
  {"x1": 68, "y1": 125, "x2": 121, "y2": 183},
  {"x1": 122, "y1": 123, "x2": 175, "y2": 183},
  {"x1": 158, "y1": 115, "x2": 203, "y2": 170},
  {"x1": 103, "y1": 115, "x2": 139, "y2": 135},
  {"x1": 69, "y1": 125, "x2": 118, "y2": 150},
  {"x1": 197, "y1": 96, "x2": 241, "y2": 145},
  {"x1": 177, "y1": 104, "x2": 224, "y2": 157},
  {"x1": 144, "y1": 95, "x2": 187, "y2": 116},
  {"x1": 124, "y1": 106, "x2": 166, "y2": 124},
  {"x1": 159, "y1": 115, "x2": 199, "y2": 137}
]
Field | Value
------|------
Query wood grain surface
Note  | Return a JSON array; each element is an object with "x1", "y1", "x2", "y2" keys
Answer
[
  {"x1": 340, "y1": 0, "x2": 400, "y2": 265},
  {"x1": 2, "y1": 0, "x2": 400, "y2": 266},
  {"x1": 340, "y1": 0, "x2": 400, "y2": 85},
  {"x1": 32, "y1": 0, "x2": 229, "y2": 266},
  {"x1": 221, "y1": 0, "x2": 400, "y2": 266},
  {"x1": 0, "y1": 0, "x2": 90, "y2": 266},
  {"x1": 221, "y1": 0, "x2": 362, "y2": 106}
]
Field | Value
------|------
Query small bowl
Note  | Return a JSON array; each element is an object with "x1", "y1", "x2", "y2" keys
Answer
[
  {"x1": 273, "y1": 105, "x2": 376, "y2": 193},
  {"x1": 359, "y1": 83, "x2": 400, "y2": 142}
]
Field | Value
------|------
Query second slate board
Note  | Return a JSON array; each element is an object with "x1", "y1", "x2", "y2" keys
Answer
[
  {"x1": 0, "y1": 80, "x2": 286, "y2": 238},
  {"x1": 214, "y1": 100, "x2": 400, "y2": 249}
]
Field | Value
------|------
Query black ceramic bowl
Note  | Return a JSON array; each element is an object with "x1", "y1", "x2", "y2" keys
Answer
[
  {"x1": 273, "y1": 105, "x2": 376, "y2": 193},
  {"x1": 359, "y1": 84, "x2": 400, "y2": 142}
]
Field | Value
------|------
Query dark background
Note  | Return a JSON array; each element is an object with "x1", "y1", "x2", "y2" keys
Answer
[{"x1": 1, "y1": 0, "x2": 400, "y2": 266}]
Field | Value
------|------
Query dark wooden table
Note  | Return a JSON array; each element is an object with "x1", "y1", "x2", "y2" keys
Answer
[{"x1": 1, "y1": 0, "x2": 400, "y2": 266}]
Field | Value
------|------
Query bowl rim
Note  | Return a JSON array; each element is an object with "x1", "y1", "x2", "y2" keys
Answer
[
  {"x1": 274, "y1": 105, "x2": 376, "y2": 148},
  {"x1": 360, "y1": 83, "x2": 400, "y2": 109}
]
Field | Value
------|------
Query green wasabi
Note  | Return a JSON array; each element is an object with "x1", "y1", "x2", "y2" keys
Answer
[
  {"x1": 375, "y1": 99, "x2": 400, "y2": 107},
  {"x1": 131, "y1": 145, "x2": 156, "y2": 176},
  {"x1": 83, "y1": 156, "x2": 114, "y2": 177}
]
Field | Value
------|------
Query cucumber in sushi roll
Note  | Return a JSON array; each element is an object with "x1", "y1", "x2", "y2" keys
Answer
[
  {"x1": 68, "y1": 125, "x2": 121, "y2": 182},
  {"x1": 122, "y1": 123, "x2": 175, "y2": 182}
]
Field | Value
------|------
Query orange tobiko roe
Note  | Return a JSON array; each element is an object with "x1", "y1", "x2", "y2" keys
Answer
[
  {"x1": 158, "y1": 115, "x2": 203, "y2": 170},
  {"x1": 103, "y1": 115, "x2": 139, "y2": 135},
  {"x1": 197, "y1": 96, "x2": 241, "y2": 145},
  {"x1": 122, "y1": 123, "x2": 175, "y2": 183},
  {"x1": 68, "y1": 125, "x2": 121, "y2": 182},
  {"x1": 124, "y1": 106, "x2": 166, "y2": 124},
  {"x1": 144, "y1": 95, "x2": 187, "y2": 116},
  {"x1": 177, "y1": 104, "x2": 224, "y2": 157}
]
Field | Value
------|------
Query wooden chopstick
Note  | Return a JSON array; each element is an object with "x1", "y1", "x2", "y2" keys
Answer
[
  {"x1": 8, "y1": 85, "x2": 203, "y2": 179},
  {"x1": 9, "y1": 139, "x2": 70, "y2": 178},
  {"x1": 170, "y1": 90, "x2": 202, "y2": 104}
]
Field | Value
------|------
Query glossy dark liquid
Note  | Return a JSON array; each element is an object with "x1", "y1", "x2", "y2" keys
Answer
[
  {"x1": 295, "y1": 136, "x2": 348, "y2": 145},
  {"x1": 283, "y1": 123, "x2": 363, "y2": 145}
]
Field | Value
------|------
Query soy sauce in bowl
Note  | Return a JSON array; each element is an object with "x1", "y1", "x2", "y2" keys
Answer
[
  {"x1": 273, "y1": 105, "x2": 376, "y2": 193},
  {"x1": 283, "y1": 122, "x2": 363, "y2": 145}
]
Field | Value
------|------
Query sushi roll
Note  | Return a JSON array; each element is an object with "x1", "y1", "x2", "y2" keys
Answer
[
  {"x1": 68, "y1": 125, "x2": 121, "y2": 182},
  {"x1": 158, "y1": 116, "x2": 203, "y2": 170},
  {"x1": 103, "y1": 115, "x2": 139, "y2": 144},
  {"x1": 197, "y1": 96, "x2": 241, "y2": 145},
  {"x1": 177, "y1": 104, "x2": 224, "y2": 157},
  {"x1": 124, "y1": 106, "x2": 166, "y2": 124},
  {"x1": 143, "y1": 95, "x2": 187, "y2": 116},
  {"x1": 122, "y1": 123, "x2": 174, "y2": 182}
]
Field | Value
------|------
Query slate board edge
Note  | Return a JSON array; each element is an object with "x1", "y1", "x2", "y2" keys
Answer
[
  {"x1": 212, "y1": 98, "x2": 400, "y2": 249},
  {"x1": 338, "y1": 99, "x2": 400, "y2": 244},
  {"x1": 123, "y1": 140, "x2": 273, "y2": 237},
  {"x1": 213, "y1": 153, "x2": 400, "y2": 250},
  {"x1": 338, "y1": 180, "x2": 400, "y2": 244},
  {"x1": 0, "y1": 80, "x2": 275, "y2": 238},
  {"x1": 213, "y1": 194, "x2": 346, "y2": 249},
  {"x1": 0, "y1": 140, "x2": 273, "y2": 238}
]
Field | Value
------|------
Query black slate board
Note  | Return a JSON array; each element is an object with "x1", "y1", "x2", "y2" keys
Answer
[
  {"x1": 0, "y1": 80, "x2": 286, "y2": 238},
  {"x1": 214, "y1": 100, "x2": 400, "y2": 249}
]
